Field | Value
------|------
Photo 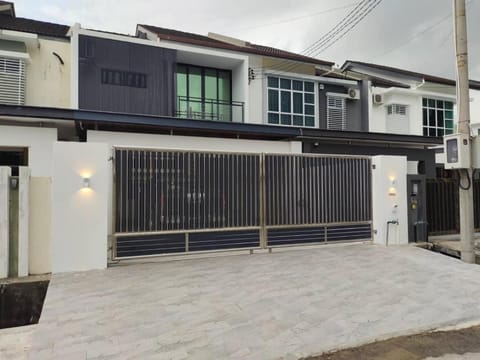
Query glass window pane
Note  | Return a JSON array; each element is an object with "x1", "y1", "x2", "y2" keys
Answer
[
  {"x1": 176, "y1": 67, "x2": 187, "y2": 97},
  {"x1": 281, "y1": 91, "x2": 291, "y2": 112},
  {"x1": 268, "y1": 112, "x2": 279, "y2": 124},
  {"x1": 445, "y1": 110, "x2": 453, "y2": 119},
  {"x1": 268, "y1": 77, "x2": 278, "y2": 88},
  {"x1": 437, "y1": 100, "x2": 444, "y2": 109},
  {"x1": 304, "y1": 82, "x2": 314, "y2": 92},
  {"x1": 437, "y1": 110, "x2": 444, "y2": 127},
  {"x1": 293, "y1": 93, "x2": 303, "y2": 114},
  {"x1": 188, "y1": 66, "x2": 202, "y2": 99},
  {"x1": 445, "y1": 120, "x2": 454, "y2": 129},
  {"x1": 445, "y1": 101, "x2": 453, "y2": 110},
  {"x1": 429, "y1": 128, "x2": 436, "y2": 136},
  {"x1": 428, "y1": 99, "x2": 435, "y2": 107},
  {"x1": 423, "y1": 127, "x2": 428, "y2": 136},
  {"x1": 423, "y1": 108, "x2": 428, "y2": 126},
  {"x1": 218, "y1": 71, "x2": 231, "y2": 101},
  {"x1": 305, "y1": 93, "x2": 314, "y2": 104},
  {"x1": 422, "y1": 98, "x2": 427, "y2": 107},
  {"x1": 305, "y1": 104, "x2": 314, "y2": 115},
  {"x1": 437, "y1": 128, "x2": 444, "y2": 136},
  {"x1": 292, "y1": 80, "x2": 303, "y2": 91},
  {"x1": 268, "y1": 89, "x2": 279, "y2": 111},
  {"x1": 280, "y1": 78, "x2": 291, "y2": 89},
  {"x1": 293, "y1": 115, "x2": 303, "y2": 126},
  {"x1": 446, "y1": 128, "x2": 453, "y2": 135},
  {"x1": 204, "y1": 69, "x2": 217, "y2": 100},
  {"x1": 429, "y1": 109, "x2": 436, "y2": 126},
  {"x1": 305, "y1": 116, "x2": 315, "y2": 127},
  {"x1": 281, "y1": 114, "x2": 291, "y2": 125}
]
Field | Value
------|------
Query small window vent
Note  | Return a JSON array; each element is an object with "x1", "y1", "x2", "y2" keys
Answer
[
  {"x1": 387, "y1": 104, "x2": 407, "y2": 116},
  {"x1": 327, "y1": 96, "x2": 346, "y2": 130}
]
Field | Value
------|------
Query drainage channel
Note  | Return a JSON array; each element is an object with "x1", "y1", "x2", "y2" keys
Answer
[{"x1": 0, "y1": 276, "x2": 49, "y2": 329}]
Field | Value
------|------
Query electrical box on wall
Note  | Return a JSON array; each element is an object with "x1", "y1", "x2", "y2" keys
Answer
[
  {"x1": 444, "y1": 133, "x2": 471, "y2": 169},
  {"x1": 472, "y1": 136, "x2": 480, "y2": 169}
]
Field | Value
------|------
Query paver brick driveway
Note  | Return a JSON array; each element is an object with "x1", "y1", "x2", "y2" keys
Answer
[{"x1": 29, "y1": 244, "x2": 480, "y2": 359}]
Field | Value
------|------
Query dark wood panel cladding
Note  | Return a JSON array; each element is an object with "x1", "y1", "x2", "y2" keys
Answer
[{"x1": 78, "y1": 35, "x2": 177, "y2": 116}]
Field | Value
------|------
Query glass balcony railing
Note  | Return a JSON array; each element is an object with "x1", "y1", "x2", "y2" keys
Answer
[{"x1": 176, "y1": 96, "x2": 244, "y2": 122}]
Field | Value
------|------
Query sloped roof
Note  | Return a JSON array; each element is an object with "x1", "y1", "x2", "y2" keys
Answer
[
  {"x1": 0, "y1": 15, "x2": 69, "y2": 38},
  {"x1": 138, "y1": 24, "x2": 334, "y2": 67},
  {"x1": 342, "y1": 60, "x2": 480, "y2": 90}
]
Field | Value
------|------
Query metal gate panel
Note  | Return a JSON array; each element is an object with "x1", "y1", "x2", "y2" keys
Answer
[
  {"x1": 264, "y1": 154, "x2": 372, "y2": 247},
  {"x1": 113, "y1": 149, "x2": 372, "y2": 259}
]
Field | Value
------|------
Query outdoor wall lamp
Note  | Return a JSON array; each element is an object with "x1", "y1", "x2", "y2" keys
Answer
[
  {"x1": 82, "y1": 177, "x2": 91, "y2": 189},
  {"x1": 388, "y1": 177, "x2": 397, "y2": 196}
]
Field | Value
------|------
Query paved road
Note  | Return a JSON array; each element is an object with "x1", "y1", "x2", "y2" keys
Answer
[
  {"x1": 21, "y1": 244, "x2": 480, "y2": 359},
  {"x1": 307, "y1": 325, "x2": 480, "y2": 360}
]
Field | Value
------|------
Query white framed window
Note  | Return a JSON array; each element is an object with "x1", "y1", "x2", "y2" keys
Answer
[
  {"x1": 422, "y1": 98, "x2": 454, "y2": 137},
  {"x1": 0, "y1": 57, "x2": 25, "y2": 105},
  {"x1": 326, "y1": 95, "x2": 346, "y2": 130},
  {"x1": 266, "y1": 76, "x2": 315, "y2": 127}
]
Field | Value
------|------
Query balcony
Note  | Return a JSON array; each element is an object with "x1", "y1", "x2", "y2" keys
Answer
[{"x1": 176, "y1": 96, "x2": 244, "y2": 123}]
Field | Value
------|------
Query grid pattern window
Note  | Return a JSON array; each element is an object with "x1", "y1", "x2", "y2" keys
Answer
[
  {"x1": 0, "y1": 57, "x2": 25, "y2": 105},
  {"x1": 267, "y1": 76, "x2": 315, "y2": 127},
  {"x1": 326, "y1": 96, "x2": 346, "y2": 130},
  {"x1": 422, "y1": 98, "x2": 454, "y2": 137}
]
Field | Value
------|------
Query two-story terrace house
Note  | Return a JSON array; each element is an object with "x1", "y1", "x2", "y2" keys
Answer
[{"x1": 0, "y1": 1, "x2": 472, "y2": 272}]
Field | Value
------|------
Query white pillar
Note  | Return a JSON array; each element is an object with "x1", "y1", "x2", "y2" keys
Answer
[
  {"x1": 18, "y1": 167, "x2": 30, "y2": 277},
  {"x1": 0, "y1": 167, "x2": 11, "y2": 278},
  {"x1": 371, "y1": 156, "x2": 408, "y2": 245}
]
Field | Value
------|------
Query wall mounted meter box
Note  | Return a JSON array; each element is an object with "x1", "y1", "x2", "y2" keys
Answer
[
  {"x1": 472, "y1": 136, "x2": 480, "y2": 169},
  {"x1": 443, "y1": 133, "x2": 471, "y2": 169}
]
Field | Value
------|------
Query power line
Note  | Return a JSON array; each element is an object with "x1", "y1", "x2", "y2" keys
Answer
[
  {"x1": 252, "y1": 0, "x2": 383, "y2": 77},
  {"x1": 233, "y1": 2, "x2": 361, "y2": 32}
]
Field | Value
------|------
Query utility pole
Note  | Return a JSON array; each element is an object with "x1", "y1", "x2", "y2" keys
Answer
[{"x1": 453, "y1": 0, "x2": 475, "y2": 263}]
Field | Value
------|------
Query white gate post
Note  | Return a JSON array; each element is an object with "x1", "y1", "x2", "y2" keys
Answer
[
  {"x1": 18, "y1": 167, "x2": 30, "y2": 277},
  {"x1": 0, "y1": 167, "x2": 11, "y2": 278}
]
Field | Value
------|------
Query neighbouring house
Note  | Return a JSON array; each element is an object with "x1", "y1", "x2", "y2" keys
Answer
[{"x1": 0, "y1": 1, "x2": 478, "y2": 276}]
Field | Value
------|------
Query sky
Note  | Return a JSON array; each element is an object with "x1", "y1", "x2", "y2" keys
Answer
[{"x1": 11, "y1": 0, "x2": 480, "y2": 80}]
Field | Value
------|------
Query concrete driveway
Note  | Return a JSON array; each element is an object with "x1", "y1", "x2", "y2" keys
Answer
[{"x1": 27, "y1": 244, "x2": 480, "y2": 359}]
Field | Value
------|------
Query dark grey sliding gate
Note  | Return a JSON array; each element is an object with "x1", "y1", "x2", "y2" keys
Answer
[
  {"x1": 113, "y1": 149, "x2": 372, "y2": 259},
  {"x1": 264, "y1": 155, "x2": 372, "y2": 246}
]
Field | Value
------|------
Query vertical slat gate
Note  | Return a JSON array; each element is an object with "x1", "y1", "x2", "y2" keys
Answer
[{"x1": 114, "y1": 149, "x2": 373, "y2": 259}]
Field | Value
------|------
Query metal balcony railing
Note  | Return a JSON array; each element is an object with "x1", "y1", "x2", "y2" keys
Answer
[{"x1": 176, "y1": 96, "x2": 244, "y2": 122}]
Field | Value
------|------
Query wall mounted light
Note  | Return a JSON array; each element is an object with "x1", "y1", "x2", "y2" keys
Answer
[
  {"x1": 82, "y1": 177, "x2": 91, "y2": 189},
  {"x1": 388, "y1": 177, "x2": 396, "y2": 196}
]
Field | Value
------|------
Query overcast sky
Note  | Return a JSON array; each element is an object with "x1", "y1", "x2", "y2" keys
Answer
[{"x1": 12, "y1": 0, "x2": 480, "y2": 80}]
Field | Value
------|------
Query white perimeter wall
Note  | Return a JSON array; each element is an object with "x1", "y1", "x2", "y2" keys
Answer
[
  {"x1": 371, "y1": 155, "x2": 408, "y2": 246},
  {"x1": 51, "y1": 142, "x2": 109, "y2": 273},
  {"x1": 87, "y1": 130, "x2": 302, "y2": 236},
  {"x1": 0, "y1": 125, "x2": 57, "y2": 177}
]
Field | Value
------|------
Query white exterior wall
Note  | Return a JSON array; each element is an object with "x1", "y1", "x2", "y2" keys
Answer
[
  {"x1": 87, "y1": 130, "x2": 302, "y2": 237},
  {"x1": 371, "y1": 156, "x2": 408, "y2": 246},
  {"x1": 25, "y1": 38, "x2": 70, "y2": 108},
  {"x1": 248, "y1": 55, "x2": 264, "y2": 125},
  {"x1": 51, "y1": 142, "x2": 109, "y2": 273},
  {"x1": 470, "y1": 89, "x2": 480, "y2": 132},
  {"x1": 370, "y1": 89, "x2": 422, "y2": 135},
  {"x1": 0, "y1": 125, "x2": 57, "y2": 177}
]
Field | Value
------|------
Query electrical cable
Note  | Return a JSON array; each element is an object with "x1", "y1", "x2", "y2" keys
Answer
[{"x1": 458, "y1": 168, "x2": 472, "y2": 190}]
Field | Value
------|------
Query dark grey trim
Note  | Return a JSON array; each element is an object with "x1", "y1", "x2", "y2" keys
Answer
[{"x1": 0, "y1": 104, "x2": 443, "y2": 146}]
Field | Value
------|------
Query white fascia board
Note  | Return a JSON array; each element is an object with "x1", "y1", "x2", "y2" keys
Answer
[
  {"x1": 263, "y1": 69, "x2": 357, "y2": 86},
  {"x1": 0, "y1": 49, "x2": 30, "y2": 61},
  {"x1": 374, "y1": 86, "x2": 456, "y2": 101},
  {"x1": 0, "y1": 29, "x2": 38, "y2": 45}
]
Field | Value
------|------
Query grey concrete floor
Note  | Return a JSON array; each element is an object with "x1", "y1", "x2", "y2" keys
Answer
[{"x1": 18, "y1": 244, "x2": 480, "y2": 359}]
